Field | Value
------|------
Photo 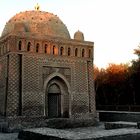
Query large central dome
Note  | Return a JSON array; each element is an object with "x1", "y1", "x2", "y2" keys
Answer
[{"x1": 1, "y1": 10, "x2": 70, "y2": 39}]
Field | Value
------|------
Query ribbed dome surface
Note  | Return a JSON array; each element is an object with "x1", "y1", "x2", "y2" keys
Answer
[{"x1": 1, "y1": 10, "x2": 70, "y2": 39}]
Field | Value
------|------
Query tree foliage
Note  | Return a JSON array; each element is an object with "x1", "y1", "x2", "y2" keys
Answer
[
  {"x1": 95, "y1": 63, "x2": 132, "y2": 106},
  {"x1": 95, "y1": 45, "x2": 140, "y2": 108}
]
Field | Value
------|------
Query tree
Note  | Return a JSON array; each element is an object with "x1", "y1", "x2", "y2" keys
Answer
[
  {"x1": 95, "y1": 63, "x2": 132, "y2": 107},
  {"x1": 134, "y1": 44, "x2": 140, "y2": 58},
  {"x1": 95, "y1": 44, "x2": 140, "y2": 110},
  {"x1": 129, "y1": 44, "x2": 140, "y2": 105}
]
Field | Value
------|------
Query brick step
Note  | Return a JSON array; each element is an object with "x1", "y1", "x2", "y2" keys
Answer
[
  {"x1": 104, "y1": 121, "x2": 137, "y2": 130},
  {"x1": 7, "y1": 117, "x2": 98, "y2": 130}
]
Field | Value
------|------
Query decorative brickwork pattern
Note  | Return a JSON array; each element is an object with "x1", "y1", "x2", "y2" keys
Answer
[
  {"x1": 0, "y1": 56, "x2": 7, "y2": 115},
  {"x1": 42, "y1": 58, "x2": 72, "y2": 117},
  {"x1": 43, "y1": 66, "x2": 71, "y2": 85},
  {"x1": 22, "y1": 55, "x2": 44, "y2": 116},
  {"x1": 6, "y1": 54, "x2": 20, "y2": 116},
  {"x1": 74, "y1": 61, "x2": 88, "y2": 92},
  {"x1": 72, "y1": 61, "x2": 89, "y2": 116},
  {"x1": 87, "y1": 61, "x2": 96, "y2": 114}
]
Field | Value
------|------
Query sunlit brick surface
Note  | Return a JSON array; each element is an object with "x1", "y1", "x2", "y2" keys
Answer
[{"x1": 0, "y1": 10, "x2": 96, "y2": 119}]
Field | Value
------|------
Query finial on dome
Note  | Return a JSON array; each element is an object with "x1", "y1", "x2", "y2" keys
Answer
[{"x1": 35, "y1": 3, "x2": 40, "y2": 11}]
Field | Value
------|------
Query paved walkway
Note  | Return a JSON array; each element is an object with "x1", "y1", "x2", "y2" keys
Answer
[
  {"x1": 19, "y1": 123, "x2": 140, "y2": 139},
  {"x1": 1, "y1": 123, "x2": 140, "y2": 139}
]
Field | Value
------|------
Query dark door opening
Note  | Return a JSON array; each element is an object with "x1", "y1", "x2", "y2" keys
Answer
[{"x1": 48, "y1": 93, "x2": 61, "y2": 118}]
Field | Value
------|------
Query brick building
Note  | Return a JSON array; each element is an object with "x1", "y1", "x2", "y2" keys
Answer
[{"x1": 0, "y1": 8, "x2": 96, "y2": 119}]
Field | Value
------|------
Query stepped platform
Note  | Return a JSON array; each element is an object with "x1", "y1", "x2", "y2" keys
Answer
[
  {"x1": 18, "y1": 123, "x2": 140, "y2": 140},
  {"x1": 104, "y1": 121, "x2": 137, "y2": 130},
  {"x1": 98, "y1": 111, "x2": 140, "y2": 122}
]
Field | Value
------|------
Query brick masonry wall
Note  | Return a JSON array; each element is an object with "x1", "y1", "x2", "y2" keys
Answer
[
  {"x1": 72, "y1": 61, "x2": 89, "y2": 116},
  {"x1": 0, "y1": 56, "x2": 7, "y2": 115},
  {"x1": 87, "y1": 61, "x2": 96, "y2": 115},
  {"x1": 22, "y1": 54, "x2": 74, "y2": 116},
  {"x1": 0, "y1": 34, "x2": 96, "y2": 119},
  {"x1": 7, "y1": 54, "x2": 20, "y2": 116},
  {"x1": 21, "y1": 53, "x2": 95, "y2": 118},
  {"x1": 22, "y1": 54, "x2": 44, "y2": 116}
]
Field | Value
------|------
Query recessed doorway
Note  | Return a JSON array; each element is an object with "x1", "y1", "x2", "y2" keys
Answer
[
  {"x1": 48, "y1": 84, "x2": 61, "y2": 118},
  {"x1": 45, "y1": 75, "x2": 70, "y2": 118}
]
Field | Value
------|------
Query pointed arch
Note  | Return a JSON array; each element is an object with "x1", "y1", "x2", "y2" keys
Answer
[
  {"x1": 36, "y1": 43, "x2": 39, "y2": 53},
  {"x1": 68, "y1": 47, "x2": 71, "y2": 56},
  {"x1": 43, "y1": 72, "x2": 71, "y2": 93},
  {"x1": 89, "y1": 49, "x2": 92, "y2": 58},
  {"x1": 60, "y1": 47, "x2": 64, "y2": 55},
  {"x1": 18, "y1": 41, "x2": 22, "y2": 50},
  {"x1": 75, "y1": 48, "x2": 78, "y2": 57},
  {"x1": 44, "y1": 44, "x2": 47, "y2": 54},
  {"x1": 27, "y1": 42, "x2": 31, "y2": 51},
  {"x1": 43, "y1": 72, "x2": 71, "y2": 117},
  {"x1": 82, "y1": 49, "x2": 85, "y2": 57}
]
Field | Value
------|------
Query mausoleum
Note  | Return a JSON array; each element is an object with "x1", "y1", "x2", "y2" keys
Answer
[{"x1": 0, "y1": 7, "x2": 96, "y2": 120}]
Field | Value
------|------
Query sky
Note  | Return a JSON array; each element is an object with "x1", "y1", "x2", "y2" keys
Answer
[{"x1": 0, "y1": 0, "x2": 139, "y2": 68}]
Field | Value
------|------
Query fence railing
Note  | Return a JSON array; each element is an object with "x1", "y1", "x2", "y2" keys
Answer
[{"x1": 96, "y1": 105, "x2": 140, "y2": 112}]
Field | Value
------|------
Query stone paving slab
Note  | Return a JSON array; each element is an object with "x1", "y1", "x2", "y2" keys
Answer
[
  {"x1": 18, "y1": 124, "x2": 140, "y2": 140},
  {"x1": 1, "y1": 123, "x2": 140, "y2": 140},
  {"x1": 0, "y1": 133, "x2": 18, "y2": 140},
  {"x1": 104, "y1": 121, "x2": 137, "y2": 129}
]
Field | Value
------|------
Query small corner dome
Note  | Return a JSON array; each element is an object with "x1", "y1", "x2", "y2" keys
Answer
[
  {"x1": 74, "y1": 30, "x2": 84, "y2": 41},
  {"x1": 1, "y1": 10, "x2": 70, "y2": 39}
]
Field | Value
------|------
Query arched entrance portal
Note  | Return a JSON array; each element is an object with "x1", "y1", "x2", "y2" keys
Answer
[
  {"x1": 48, "y1": 84, "x2": 61, "y2": 118},
  {"x1": 45, "y1": 75, "x2": 70, "y2": 118}
]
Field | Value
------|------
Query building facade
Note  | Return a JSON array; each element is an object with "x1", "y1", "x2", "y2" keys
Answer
[{"x1": 0, "y1": 9, "x2": 96, "y2": 119}]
